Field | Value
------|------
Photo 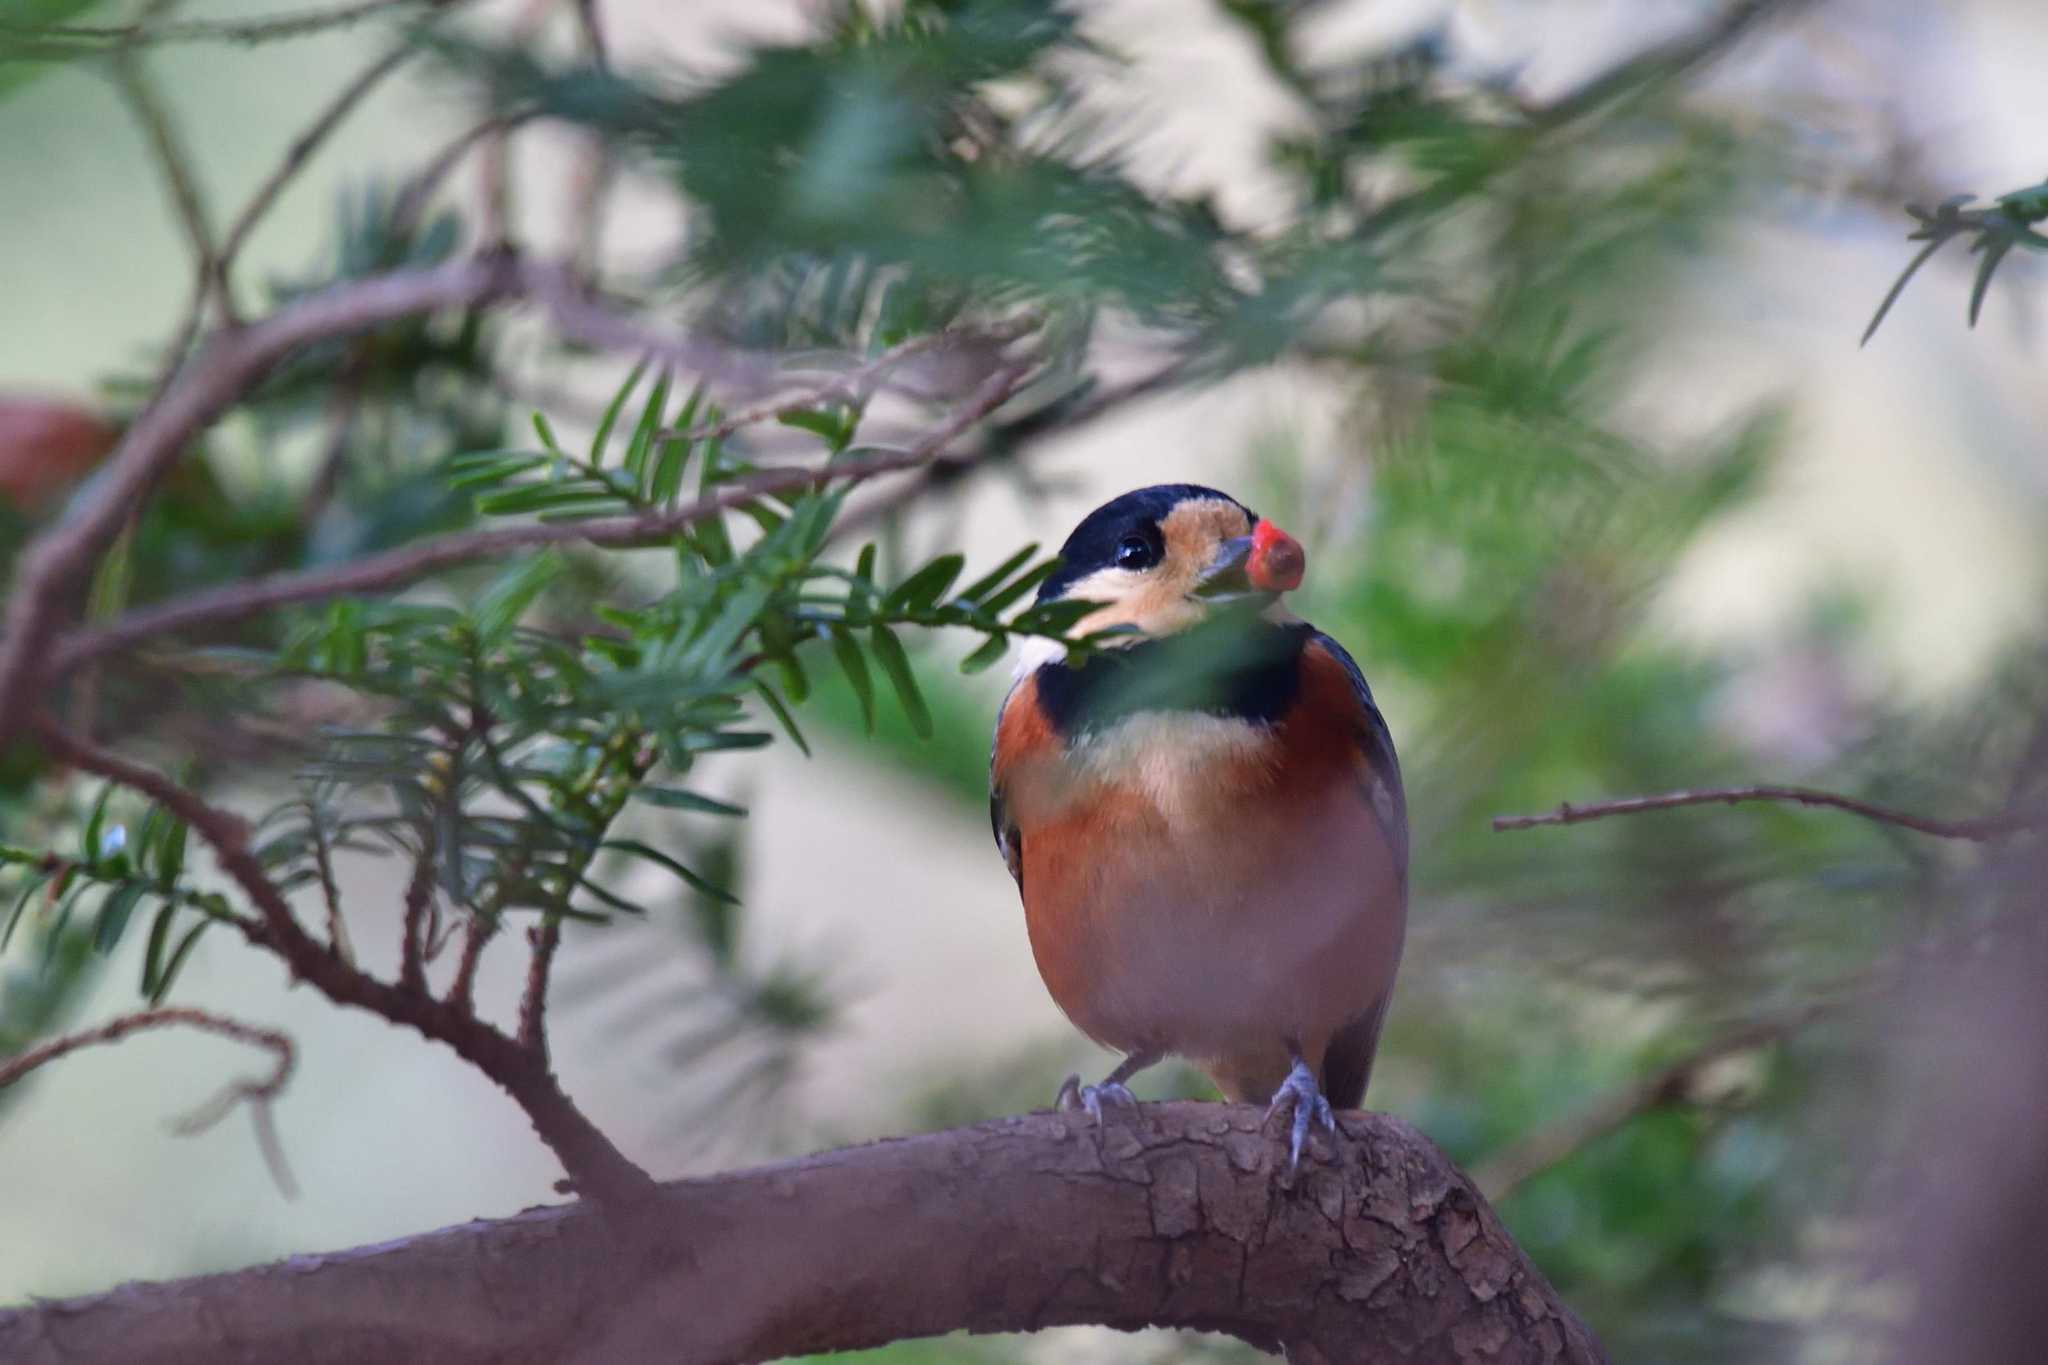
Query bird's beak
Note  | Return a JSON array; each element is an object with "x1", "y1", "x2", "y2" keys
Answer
[
  {"x1": 1197, "y1": 520, "x2": 1306, "y2": 600},
  {"x1": 1196, "y1": 534, "x2": 1257, "y2": 599}
]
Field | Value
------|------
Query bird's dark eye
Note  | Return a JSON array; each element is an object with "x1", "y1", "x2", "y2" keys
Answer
[
  {"x1": 1114, "y1": 532, "x2": 1163, "y2": 573},
  {"x1": 1114, "y1": 534, "x2": 1158, "y2": 571}
]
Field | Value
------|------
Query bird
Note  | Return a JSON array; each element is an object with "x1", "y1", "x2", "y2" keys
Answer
[{"x1": 989, "y1": 483, "x2": 1407, "y2": 1167}]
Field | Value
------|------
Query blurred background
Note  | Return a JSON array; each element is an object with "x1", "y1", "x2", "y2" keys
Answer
[{"x1": 3, "y1": 0, "x2": 2047, "y2": 1361}]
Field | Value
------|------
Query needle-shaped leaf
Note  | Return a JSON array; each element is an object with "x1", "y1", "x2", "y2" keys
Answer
[
  {"x1": 978, "y1": 558, "x2": 1061, "y2": 614},
  {"x1": 141, "y1": 899, "x2": 177, "y2": 998},
  {"x1": 752, "y1": 679, "x2": 811, "y2": 757},
  {"x1": 960, "y1": 633, "x2": 1010, "y2": 674},
  {"x1": 1968, "y1": 230, "x2": 2015, "y2": 327},
  {"x1": 957, "y1": 543, "x2": 1039, "y2": 602},
  {"x1": 602, "y1": 838, "x2": 738, "y2": 903},
  {"x1": 868, "y1": 624, "x2": 932, "y2": 737},
  {"x1": 1862, "y1": 234, "x2": 1952, "y2": 346},
  {"x1": 632, "y1": 787, "x2": 748, "y2": 817},
  {"x1": 884, "y1": 553, "x2": 964, "y2": 612},
  {"x1": 3, "y1": 871, "x2": 49, "y2": 952},
  {"x1": 828, "y1": 625, "x2": 875, "y2": 732},
  {"x1": 589, "y1": 356, "x2": 650, "y2": 467},
  {"x1": 622, "y1": 367, "x2": 674, "y2": 485},
  {"x1": 151, "y1": 920, "x2": 212, "y2": 1004},
  {"x1": 93, "y1": 882, "x2": 148, "y2": 953}
]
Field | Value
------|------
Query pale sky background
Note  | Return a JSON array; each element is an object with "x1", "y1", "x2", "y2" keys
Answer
[{"x1": 1, "y1": 2, "x2": 2045, "y2": 1351}]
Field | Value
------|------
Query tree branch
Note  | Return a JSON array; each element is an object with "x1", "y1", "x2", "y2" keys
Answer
[
  {"x1": 32, "y1": 719, "x2": 657, "y2": 1207},
  {"x1": 1470, "y1": 999, "x2": 1837, "y2": 1202},
  {"x1": 1492, "y1": 784, "x2": 2044, "y2": 842},
  {"x1": 213, "y1": 43, "x2": 417, "y2": 319},
  {"x1": 4, "y1": 0, "x2": 429, "y2": 48},
  {"x1": 518, "y1": 917, "x2": 560, "y2": 1054},
  {"x1": 47, "y1": 359, "x2": 1036, "y2": 677},
  {"x1": 0, "y1": 1103, "x2": 1607, "y2": 1365},
  {"x1": 0, "y1": 253, "x2": 794, "y2": 745},
  {"x1": 0, "y1": 1006, "x2": 300, "y2": 1198},
  {"x1": 0, "y1": 1005, "x2": 290, "y2": 1099}
]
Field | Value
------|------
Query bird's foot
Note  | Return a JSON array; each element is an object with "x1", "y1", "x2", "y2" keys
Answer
[
  {"x1": 1055, "y1": 1073, "x2": 1140, "y2": 1125},
  {"x1": 1264, "y1": 1058, "x2": 1337, "y2": 1171}
]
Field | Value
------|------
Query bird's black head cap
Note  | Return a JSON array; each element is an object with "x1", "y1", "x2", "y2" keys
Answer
[{"x1": 1037, "y1": 483, "x2": 1251, "y2": 602}]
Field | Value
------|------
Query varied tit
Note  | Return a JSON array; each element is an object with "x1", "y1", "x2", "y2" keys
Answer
[{"x1": 990, "y1": 484, "x2": 1407, "y2": 1167}]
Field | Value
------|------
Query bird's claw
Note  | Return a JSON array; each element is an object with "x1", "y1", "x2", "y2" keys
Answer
[
  {"x1": 1055, "y1": 1073, "x2": 1139, "y2": 1125},
  {"x1": 1265, "y1": 1059, "x2": 1337, "y2": 1170}
]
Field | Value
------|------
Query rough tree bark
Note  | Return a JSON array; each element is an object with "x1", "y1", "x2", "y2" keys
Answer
[{"x1": 0, "y1": 1103, "x2": 1604, "y2": 1365}]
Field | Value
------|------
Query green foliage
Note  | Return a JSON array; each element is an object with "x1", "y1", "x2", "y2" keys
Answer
[
  {"x1": 1865, "y1": 178, "x2": 2048, "y2": 342},
  {"x1": 0, "y1": 783, "x2": 233, "y2": 1004},
  {"x1": 9, "y1": 1, "x2": 2038, "y2": 1356}
]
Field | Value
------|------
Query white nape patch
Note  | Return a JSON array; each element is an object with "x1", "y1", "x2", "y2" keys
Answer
[
  {"x1": 1010, "y1": 633, "x2": 1068, "y2": 682},
  {"x1": 1067, "y1": 710, "x2": 1277, "y2": 827}
]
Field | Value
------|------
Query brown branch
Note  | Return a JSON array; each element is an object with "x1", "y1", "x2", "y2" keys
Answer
[
  {"x1": 1471, "y1": 999, "x2": 1837, "y2": 1202},
  {"x1": 0, "y1": 1006, "x2": 299, "y2": 1197},
  {"x1": 110, "y1": 49, "x2": 226, "y2": 352},
  {"x1": 213, "y1": 43, "x2": 417, "y2": 319},
  {"x1": 662, "y1": 328, "x2": 959, "y2": 444},
  {"x1": 399, "y1": 824, "x2": 437, "y2": 992},
  {"x1": 33, "y1": 719, "x2": 656, "y2": 1207},
  {"x1": 389, "y1": 112, "x2": 533, "y2": 242},
  {"x1": 0, "y1": 1005, "x2": 290, "y2": 1097},
  {"x1": 444, "y1": 912, "x2": 494, "y2": 1015},
  {"x1": 0, "y1": 1103, "x2": 1608, "y2": 1365},
  {"x1": 0, "y1": 253, "x2": 794, "y2": 745},
  {"x1": 565, "y1": 0, "x2": 612, "y2": 280},
  {"x1": 5, "y1": 0, "x2": 427, "y2": 47},
  {"x1": 829, "y1": 350, "x2": 1190, "y2": 542},
  {"x1": 1492, "y1": 784, "x2": 2044, "y2": 842},
  {"x1": 49, "y1": 358, "x2": 1036, "y2": 677},
  {"x1": 518, "y1": 917, "x2": 561, "y2": 1054}
]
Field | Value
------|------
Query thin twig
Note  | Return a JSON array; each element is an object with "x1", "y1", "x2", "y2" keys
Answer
[
  {"x1": 400, "y1": 824, "x2": 437, "y2": 992},
  {"x1": 390, "y1": 112, "x2": 534, "y2": 242},
  {"x1": 474, "y1": 0, "x2": 557, "y2": 249},
  {"x1": 518, "y1": 919, "x2": 561, "y2": 1055},
  {"x1": 110, "y1": 51, "x2": 225, "y2": 323},
  {"x1": 565, "y1": 0, "x2": 612, "y2": 279},
  {"x1": 3, "y1": 0, "x2": 425, "y2": 47},
  {"x1": 445, "y1": 913, "x2": 494, "y2": 1015},
  {"x1": 1471, "y1": 998, "x2": 1837, "y2": 1201},
  {"x1": 305, "y1": 799, "x2": 355, "y2": 962},
  {"x1": 0, "y1": 254, "x2": 787, "y2": 742},
  {"x1": 52, "y1": 359, "x2": 1038, "y2": 675},
  {"x1": 213, "y1": 43, "x2": 417, "y2": 319},
  {"x1": 1492, "y1": 784, "x2": 2045, "y2": 842},
  {"x1": 0, "y1": 1006, "x2": 298, "y2": 1197},
  {"x1": 828, "y1": 351, "x2": 1188, "y2": 542},
  {"x1": 1471, "y1": 909, "x2": 2022, "y2": 1200},
  {"x1": 33, "y1": 718, "x2": 657, "y2": 1204},
  {"x1": 660, "y1": 327, "x2": 999, "y2": 445}
]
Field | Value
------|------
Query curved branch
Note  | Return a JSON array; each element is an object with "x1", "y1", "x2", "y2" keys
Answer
[
  {"x1": 0, "y1": 1005, "x2": 290, "y2": 1097},
  {"x1": 0, "y1": 1103, "x2": 1606, "y2": 1365},
  {"x1": 0, "y1": 1006, "x2": 300, "y2": 1197},
  {"x1": 48, "y1": 360, "x2": 1035, "y2": 676},
  {"x1": 0, "y1": 254, "x2": 790, "y2": 744},
  {"x1": 3, "y1": 0, "x2": 426, "y2": 48},
  {"x1": 32, "y1": 720, "x2": 656, "y2": 1209},
  {"x1": 1491, "y1": 784, "x2": 2043, "y2": 842}
]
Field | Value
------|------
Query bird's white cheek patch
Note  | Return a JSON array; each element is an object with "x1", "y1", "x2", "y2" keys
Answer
[{"x1": 1068, "y1": 712, "x2": 1278, "y2": 828}]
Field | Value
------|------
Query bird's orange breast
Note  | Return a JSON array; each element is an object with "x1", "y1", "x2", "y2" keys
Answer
[{"x1": 994, "y1": 648, "x2": 1405, "y2": 1093}]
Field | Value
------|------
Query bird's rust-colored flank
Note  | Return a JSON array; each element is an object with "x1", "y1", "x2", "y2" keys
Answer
[
  {"x1": 991, "y1": 483, "x2": 1407, "y2": 1134},
  {"x1": 1000, "y1": 659, "x2": 1401, "y2": 1103}
]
